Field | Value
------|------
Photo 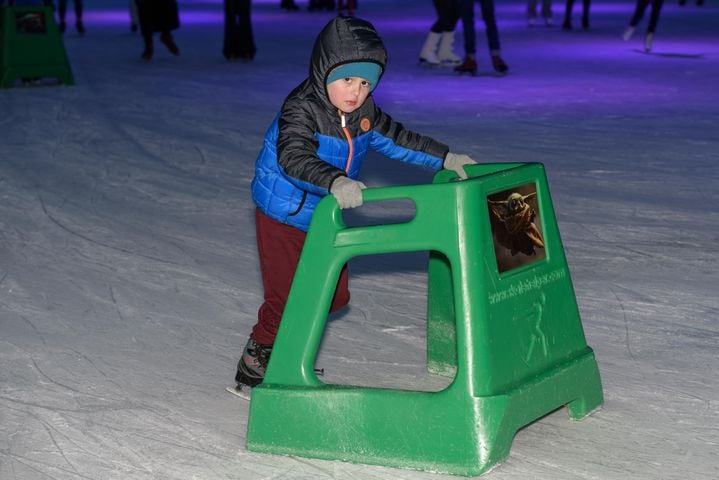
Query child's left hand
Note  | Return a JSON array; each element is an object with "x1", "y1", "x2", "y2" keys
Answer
[
  {"x1": 443, "y1": 153, "x2": 477, "y2": 180},
  {"x1": 330, "y1": 176, "x2": 367, "y2": 209}
]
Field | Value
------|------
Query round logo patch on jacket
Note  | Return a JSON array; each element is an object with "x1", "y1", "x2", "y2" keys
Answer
[{"x1": 360, "y1": 117, "x2": 371, "y2": 132}]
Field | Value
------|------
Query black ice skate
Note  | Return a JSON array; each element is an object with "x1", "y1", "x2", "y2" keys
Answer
[
  {"x1": 491, "y1": 55, "x2": 509, "y2": 74},
  {"x1": 160, "y1": 32, "x2": 180, "y2": 56},
  {"x1": 454, "y1": 57, "x2": 477, "y2": 76},
  {"x1": 234, "y1": 338, "x2": 273, "y2": 388}
]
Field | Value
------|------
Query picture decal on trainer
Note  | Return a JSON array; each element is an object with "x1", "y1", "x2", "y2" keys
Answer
[
  {"x1": 15, "y1": 12, "x2": 47, "y2": 35},
  {"x1": 487, "y1": 183, "x2": 546, "y2": 273}
]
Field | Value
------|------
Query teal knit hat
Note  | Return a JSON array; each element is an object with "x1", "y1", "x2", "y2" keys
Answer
[{"x1": 326, "y1": 62, "x2": 382, "y2": 92}]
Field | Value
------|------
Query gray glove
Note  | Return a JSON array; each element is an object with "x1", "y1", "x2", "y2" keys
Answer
[
  {"x1": 443, "y1": 152, "x2": 477, "y2": 180},
  {"x1": 330, "y1": 176, "x2": 367, "y2": 209}
]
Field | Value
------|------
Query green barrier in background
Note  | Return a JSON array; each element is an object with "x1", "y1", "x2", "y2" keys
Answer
[
  {"x1": 1, "y1": 5, "x2": 73, "y2": 88},
  {"x1": 247, "y1": 163, "x2": 603, "y2": 476}
]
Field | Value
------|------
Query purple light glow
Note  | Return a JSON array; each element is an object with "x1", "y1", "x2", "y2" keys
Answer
[
  {"x1": 71, "y1": 2, "x2": 649, "y2": 28},
  {"x1": 83, "y1": 10, "x2": 280, "y2": 26},
  {"x1": 61, "y1": 0, "x2": 717, "y2": 114},
  {"x1": 493, "y1": 3, "x2": 638, "y2": 14},
  {"x1": 182, "y1": 0, "x2": 280, "y2": 4}
]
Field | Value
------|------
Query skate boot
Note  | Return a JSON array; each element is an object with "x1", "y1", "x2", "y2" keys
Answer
[
  {"x1": 419, "y1": 31, "x2": 441, "y2": 65},
  {"x1": 76, "y1": 19, "x2": 85, "y2": 35},
  {"x1": 235, "y1": 338, "x2": 273, "y2": 388},
  {"x1": 59, "y1": 20, "x2": 66, "y2": 34},
  {"x1": 160, "y1": 32, "x2": 180, "y2": 56},
  {"x1": 454, "y1": 57, "x2": 477, "y2": 75},
  {"x1": 437, "y1": 31, "x2": 462, "y2": 65},
  {"x1": 562, "y1": 18, "x2": 572, "y2": 30},
  {"x1": 644, "y1": 33, "x2": 654, "y2": 53},
  {"x1": 623, "y1": 26, "x2": 636, "y2": 41},
  {"x1": 491, "y1": 54, "x2": 509, "y2": 74},
  {"x1": 582, "y1": 15, "x2": 589, "y2": 30}
]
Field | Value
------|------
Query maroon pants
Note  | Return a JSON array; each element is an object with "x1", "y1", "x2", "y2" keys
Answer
[{"x1": 251, "y1": 209, "x2": 350, "y2": 346}]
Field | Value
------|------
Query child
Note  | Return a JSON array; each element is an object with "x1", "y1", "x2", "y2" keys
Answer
[{"x1": 234, "y1": 16, "x2": 476, "y2": 389}]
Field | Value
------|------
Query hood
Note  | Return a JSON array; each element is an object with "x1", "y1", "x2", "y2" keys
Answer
[{"x1": 308, "y1": 16, "x2": 387, "y2": 105}]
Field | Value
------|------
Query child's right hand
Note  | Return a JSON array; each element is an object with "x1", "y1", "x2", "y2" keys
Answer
[{"x1": 330, "y1": 176, "x2": 367, "y2": 209}]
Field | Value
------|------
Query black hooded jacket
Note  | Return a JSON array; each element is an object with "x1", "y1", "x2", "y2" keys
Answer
[{"x1": 251, "y1": 17, "x2": 450, "y2": 231}]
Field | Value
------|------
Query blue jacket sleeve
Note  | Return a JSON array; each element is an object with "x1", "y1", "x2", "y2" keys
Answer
[{"x1": 369, "y1": 104, "x2": 449, "y2": 171}]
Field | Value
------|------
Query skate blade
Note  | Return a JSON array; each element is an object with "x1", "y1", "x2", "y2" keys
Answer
[
  {"x1": 225, "y1": 385, "x2": 251, "y2": 401},
  {"x1": 226, "y1": 368, "x2": 322, "y2": 401}
]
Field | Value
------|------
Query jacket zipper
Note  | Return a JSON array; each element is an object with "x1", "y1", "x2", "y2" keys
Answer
[
  {"x1": 291, "y1": 111, "x2": 351, "y2": 218},
  {"x1": 339, "y1": 111, "x2": 353, "y2": 173}
]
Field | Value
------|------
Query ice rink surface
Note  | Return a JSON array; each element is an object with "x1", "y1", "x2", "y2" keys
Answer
[{"x1": 1, "y1": 0, "x2": 717, "y2": 478}]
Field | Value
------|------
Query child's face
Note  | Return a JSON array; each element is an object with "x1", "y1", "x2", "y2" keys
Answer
[{"x1": 327, "y1": 77, "x2": 371, "y2": 114}]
